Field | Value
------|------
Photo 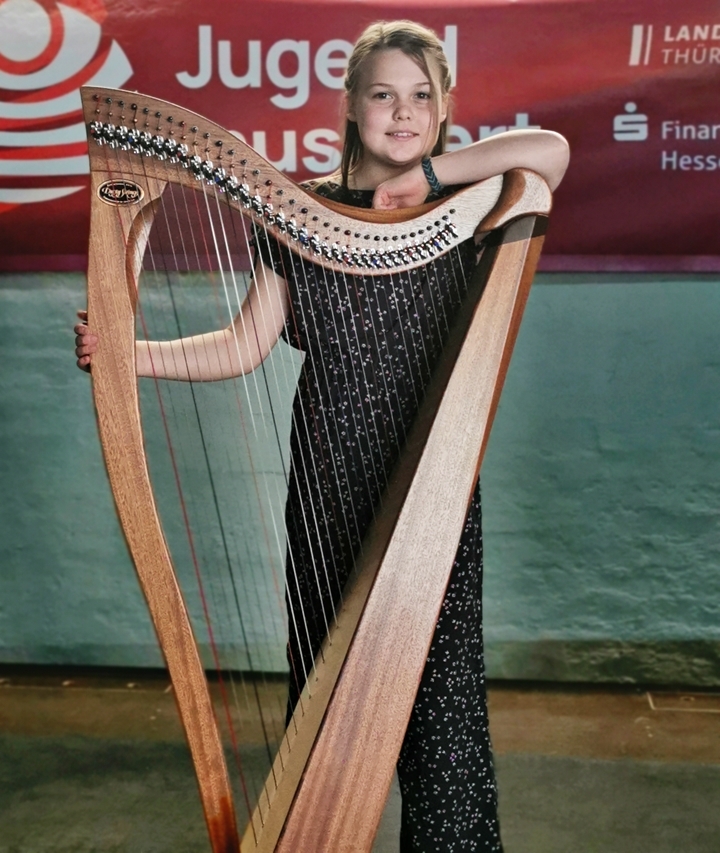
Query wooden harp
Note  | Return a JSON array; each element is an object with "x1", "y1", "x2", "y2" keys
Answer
[{"x1": 82, "y1": 87, "x2": 551, "y2": 852}]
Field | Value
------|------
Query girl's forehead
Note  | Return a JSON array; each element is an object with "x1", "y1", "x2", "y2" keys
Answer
[{"x1": 359, "y1": 48, "x2": 432, "y2": 86}]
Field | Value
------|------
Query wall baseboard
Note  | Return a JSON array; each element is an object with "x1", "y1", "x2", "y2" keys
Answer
[
  {"x1": 2, "y1": 640, "x2": 719, "y2": 687},
  {"x1": 485, "y1": 640, "x2": 720, "y2": 686}
]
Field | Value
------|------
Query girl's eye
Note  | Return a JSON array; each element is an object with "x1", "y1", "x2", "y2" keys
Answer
[
  {"x1": 373, "y1": 92, "x2": 391, "y2": 100},
  {"x1": 415, "y1": 91, "x2": 431, "y2": 100}
]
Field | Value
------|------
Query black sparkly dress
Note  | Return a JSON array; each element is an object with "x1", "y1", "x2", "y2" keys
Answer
[{"x1": 255, "y1": 181, "x2": 502, "y2": 853}]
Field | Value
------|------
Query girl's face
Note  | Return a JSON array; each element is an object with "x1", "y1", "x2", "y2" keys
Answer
[{"x1": 347, "y1": 48, "x2": 447, "y2": 181}]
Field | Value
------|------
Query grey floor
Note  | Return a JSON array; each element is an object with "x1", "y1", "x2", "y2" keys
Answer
[{"x1": 1, "y1": 677, "x2": 719, "y2": 852}]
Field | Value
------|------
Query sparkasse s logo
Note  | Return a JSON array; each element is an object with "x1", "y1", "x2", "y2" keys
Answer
[
  {"x1": 613, "y1": 103, "x2": 648, "y2": 141},
  {"x1": 0, "y1": 0, "x2": 133, "y2": 214}
]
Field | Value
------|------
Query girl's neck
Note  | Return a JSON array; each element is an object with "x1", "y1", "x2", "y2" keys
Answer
[{"x1": 347, "y1": 157, "x2": 421, "y2": 191}]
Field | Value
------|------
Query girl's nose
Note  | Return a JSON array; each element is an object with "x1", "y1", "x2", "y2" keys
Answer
[{"x1": 393, "y1": 99, "x2": 412, "y2": 120}]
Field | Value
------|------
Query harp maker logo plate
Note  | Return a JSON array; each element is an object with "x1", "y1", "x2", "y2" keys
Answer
[{"x1": 98, "y1": 180, "x2": 144, "y2": 205}]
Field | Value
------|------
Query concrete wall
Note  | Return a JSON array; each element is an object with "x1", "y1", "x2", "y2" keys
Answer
[
  {"x1": 482, "y1": 274, "x2": 720, "y2": 684},
  {"x1": 1, "y1": 271, "x2": 718, "y2": 684}
]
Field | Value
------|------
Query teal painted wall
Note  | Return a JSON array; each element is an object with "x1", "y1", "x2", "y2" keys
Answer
[
  {"x1": 1, "y1": 272, "x2": 718, "y2": 683},
  {"x1": 481, "y1": 275, "x2": 720, "y2": 684}
]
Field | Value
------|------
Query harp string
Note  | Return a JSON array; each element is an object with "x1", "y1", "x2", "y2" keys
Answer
[
  {"x1": 250, "y1": 219, "x2": 335, "y2": 701},
  {"x1": 252, "y1": 204, "x2": 400, "y2": 693},
  {"x1": 284, "y1": 258, "x2": 366, "y2": 613},
  {"x1": 205, "y1": 186, "x2": 308, "y2": 774},
  {"x1": 187, "y1": 173, "x2": 292, "y2": 674},
  {"x1": 150, "y1": 160, "x2": 370, "y2": 815},
  {"x1": 134, "y1": 161, "x2": 262, "y2": 822},
  {"x1": 201, "y1": 192, "x2": 315, "y2": 813},
  {"x1": 258, "y1": 192, "x2": 477, "y2": 739},
  {"x1": 251, "y1": 173, "x2": 473, "y2": 736},
  {"x1": 156, "y1": 169, "x2": 294, "y2": 812},
  {"x1": 185, "y1": 184, "x2": 291, "y2": 814},
  {"x1": 267, "y1": 238, "x2": 391, "y2": 701},
  {"x1": 97, "y1": 137, "x2": 274, "y2": 821}
]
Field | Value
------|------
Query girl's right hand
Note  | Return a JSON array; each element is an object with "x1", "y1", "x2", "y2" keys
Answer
[
  {"x1": 74, "y1": 310, "x2": 98, "y2": 372},
  {"x1": 372, "y1": 162, "x2": 429, "y2": 210}
]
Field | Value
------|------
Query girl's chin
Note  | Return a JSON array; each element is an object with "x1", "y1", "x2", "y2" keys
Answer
[
  {"x1": 381, "y1": 148, "x2": 424, "y2": 167},
  {"x1": 385, "y1": 138, "x2": 422, "y2": 153}
]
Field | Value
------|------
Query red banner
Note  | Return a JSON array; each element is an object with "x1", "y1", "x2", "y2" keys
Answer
[{"x1": 1, "y1": 0, "x2": 719, "y2": 270}]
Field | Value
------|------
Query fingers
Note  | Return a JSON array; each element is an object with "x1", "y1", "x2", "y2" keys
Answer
[
  {"x1": 74, "y1": 309, "x2": 95, "y2": 372},
  {"x1": 372, "y1": 181, "x2": 426, "y2": 210},
  {"x1": 74, "y1": 328, "x2": 97, "y2": 349},
  {"x1": 75, "y1": 341, "x2": 97, "y2": 356},
  {"x1": 74, "y1": 322, "x2": 97, "y2": 373},
  {"x1": 371, "y1": 187, "x2": 397, "y2": 211}
]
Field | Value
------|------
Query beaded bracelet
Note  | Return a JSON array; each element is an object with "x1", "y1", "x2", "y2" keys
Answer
[{"x1": 421, "y1": 157, "x2": 443, "y2": 194}]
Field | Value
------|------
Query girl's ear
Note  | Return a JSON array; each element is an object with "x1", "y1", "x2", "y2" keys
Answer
[
  {"x1": 439, "y1": 93, "x2": 449, "y2": 124},
  {"x1": 345, "y1": 94, "x2": 356, "y2": 122}
]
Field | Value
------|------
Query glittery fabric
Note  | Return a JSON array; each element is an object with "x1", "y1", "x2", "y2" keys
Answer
[{"x1": 255, "y1": 181, "x2": 502, "y2": 852}]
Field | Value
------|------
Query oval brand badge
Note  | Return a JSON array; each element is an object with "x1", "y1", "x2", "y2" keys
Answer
[{"x1": 98, "y1": 180, "x2": 144, "y2": 205}]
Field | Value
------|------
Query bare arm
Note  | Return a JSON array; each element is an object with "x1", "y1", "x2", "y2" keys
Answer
[
  {"x1": 76, "y1": 259, "x2": 289, "y2": 381},
  {"x1": 373, "y1": 129, "x2": 570, "y2": 209}
]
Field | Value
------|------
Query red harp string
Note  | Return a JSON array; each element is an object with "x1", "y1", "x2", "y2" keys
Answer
[{"x1": 91, "y1": 106, "x2": 293, "y2": 834}]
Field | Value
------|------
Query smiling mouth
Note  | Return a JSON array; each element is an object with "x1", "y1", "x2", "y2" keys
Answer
[{"x1": 387, "y1": 132, "x2": 418, "y2": 139}]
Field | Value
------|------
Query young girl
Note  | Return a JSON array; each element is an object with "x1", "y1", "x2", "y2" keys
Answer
[{"x1": 76, "y1": 20, "x2": 568, "y2": 852}]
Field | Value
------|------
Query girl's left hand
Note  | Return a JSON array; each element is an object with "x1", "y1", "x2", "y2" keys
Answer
[
  {"x1": 74, "y1": 309, "x2": 98, "y2": 372},
  {"x1": 372, "y1": 163, "x2": 429, "y2": 210}
]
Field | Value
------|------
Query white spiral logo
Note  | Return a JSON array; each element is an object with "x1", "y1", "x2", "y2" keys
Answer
[{"x1": 0, "y1": 0, "x2": 132, "y2": 210}]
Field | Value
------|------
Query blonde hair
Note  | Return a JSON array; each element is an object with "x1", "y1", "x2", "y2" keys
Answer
[{"x1": 340, "y1": 21, "x2": 452, "y2": 188}]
